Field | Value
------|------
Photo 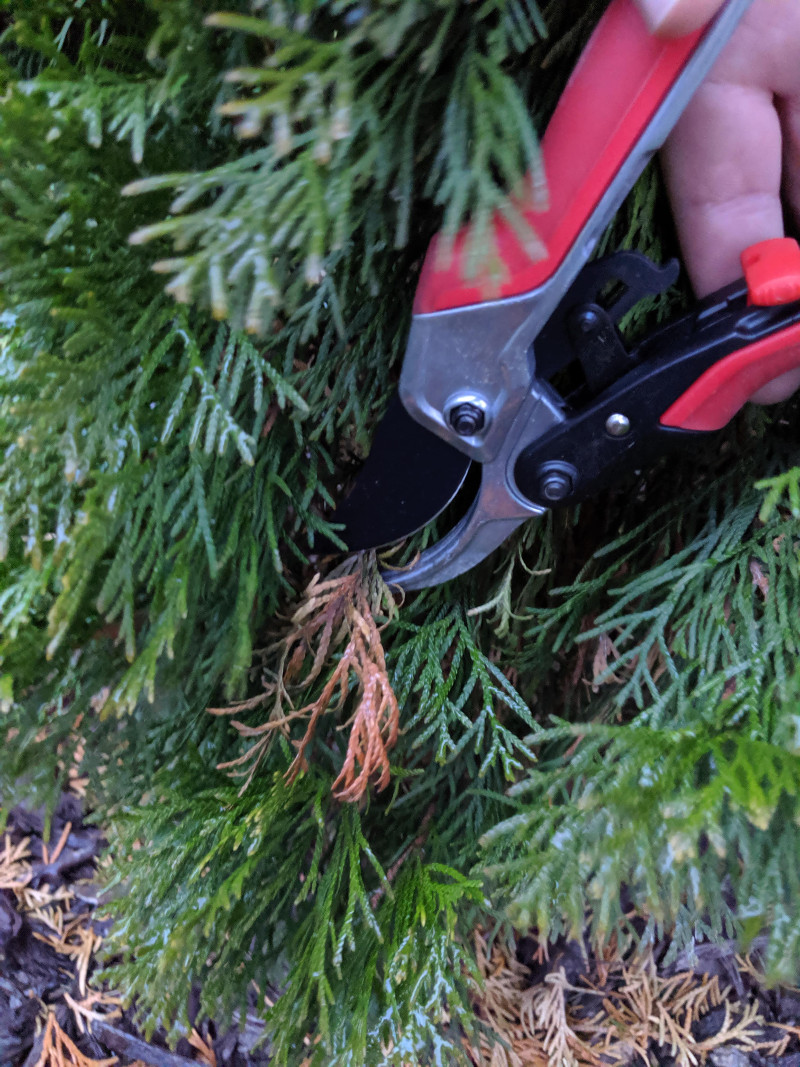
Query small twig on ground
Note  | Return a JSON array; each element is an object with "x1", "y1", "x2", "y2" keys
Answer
[{"x1": 91, "y1": 1020, "x2": 199, "y2": 1067}]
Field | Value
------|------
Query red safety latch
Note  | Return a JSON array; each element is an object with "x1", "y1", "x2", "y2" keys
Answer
[{"x1": 742, "y1": 238, "x2": 800, "y2": 307}]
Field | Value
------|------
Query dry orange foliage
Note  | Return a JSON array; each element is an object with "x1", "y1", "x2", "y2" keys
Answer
[
  {"x1": 211, "y1": 557, "x2": 399, "y2": 801},
  {"x1": 0, "y1": 832, "x2": 31, "y2": 889}
]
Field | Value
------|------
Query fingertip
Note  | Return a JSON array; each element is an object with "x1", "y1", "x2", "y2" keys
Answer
[
  {"x1": 749, "y1": 367, "x2": 800, "y2": 405},
  {"x1": 635, "y1": 0, "x2": 727, "y2": 38}
]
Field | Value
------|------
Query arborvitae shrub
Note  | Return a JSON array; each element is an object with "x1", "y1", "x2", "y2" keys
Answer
[{"x1": 3, "y1": 3, "x2": 800, "y2": 1063}]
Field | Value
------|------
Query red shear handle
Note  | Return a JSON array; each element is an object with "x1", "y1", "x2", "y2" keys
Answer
[
  {"x1": 661, "y1": 240, "x2": 800, "y2": 432},
  {"x1": 660, "y1": 325, "x2": 800, "y2": 431},
  {"x1": 415, "y1": 0, "x2": 701, "y2": 315}
]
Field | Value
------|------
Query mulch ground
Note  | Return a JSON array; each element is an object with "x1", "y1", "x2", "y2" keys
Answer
[{"x1": 3, "y1": 791, "x2": 800, "y2": 1067}]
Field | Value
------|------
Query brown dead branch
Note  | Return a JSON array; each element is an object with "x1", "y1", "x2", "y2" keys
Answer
[
  {"x1": 34, "y1": 1010, "x2": 118, "y2": 1067},
  {"x1": 34, "y1": 929, "x2": 101, "y2": 998},
  {"x1": 63, "y1": 990, "x2": 123, "y2": 1035},
  {"x1": 24, "y1": 874, "x2": 103, "y2": 999},
  {"x1": 187, "y1": 1027, "x2": 218, "y2": 1066},
  {"x1": 42, "y1": 820, "x2": 72, "y2": 866},
  {"x1": 590, "y1": 632, "x2": 622, "y2": 692},
  {"x1": 749, "y1": 557, "x2": 770, "y2": 600},
  {"x1": 213, "y1": 557, "x2": 399, "y2": 801}
]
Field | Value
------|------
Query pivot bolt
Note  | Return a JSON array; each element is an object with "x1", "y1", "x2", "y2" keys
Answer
[
  {"x1": 449, "y1": 402, "x2": 486, "y2": 437},
  {"x1": 540, "y1": 471, "x2": 574, "y2": 502},
  {"x1": 605, "y1": 412, "x2": 631, "y2": 437},
  {"x1": 576, "y1": 308, "x2": 601, "y2": 333}
]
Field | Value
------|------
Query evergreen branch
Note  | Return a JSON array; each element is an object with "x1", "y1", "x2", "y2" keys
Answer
[
  {"x1": 6, "y1": 1, "x2": 800, "y2": 1060},
  {"x1": 121, "y1": 0, "x2": 549, "y2": 323},
  {"x1": 391, "y1": 608, "x2": 542, "y2": 779}
]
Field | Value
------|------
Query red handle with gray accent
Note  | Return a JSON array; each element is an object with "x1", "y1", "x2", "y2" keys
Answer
[
  {"x1": 411, "y1": 0, "x2": 800, "y2": 441},
  {"x1": 400, "y1": 0, "x2": 760, "y2": 479},
  {"x1": 511, "y1": 238, "x2": 800, "y2": 514},
  {"x1": 415, "y1": 0, "x2": 704, "y2": 314}
]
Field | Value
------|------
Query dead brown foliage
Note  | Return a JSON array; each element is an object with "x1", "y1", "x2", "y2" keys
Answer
[
  {"x1": 34, "y1": 1011, "x2": 118, "y2": 1067},
  {"x1": 0, "y1": 832, "x2": 31, "y2": 889},
  {"x1": 0, "y1": 830, "x2": 122, "y2": 1065},
  {"x1": 468, "y1": 931, "x2": 788, "y2": 1067},
  {"x1": 211, "y1": 557, "x2": 400, "y2": 801}
]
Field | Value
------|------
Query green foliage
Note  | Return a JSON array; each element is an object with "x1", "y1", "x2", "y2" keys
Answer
[
  {"x1": 124, "y1": 0, "x2": 553, "y2": 325},
  {"x1": 391, "y1": 609, "x2": 542, "y2": 778},
  {"x1": 481, "y1": 711, "x2": 800, "y2": 981},
  {"x1": 480, "y1": 444, "x2": 800, "y2": 979},
  {"x1": 757, "y1": 465, "x2": 800, "y2": 521},
  {"x1": 4, "y1": 0, "x2": 800, "y2": 1063},
  {"x1": 108, "y1": 762, "x2": 482, "y2": 1065}
]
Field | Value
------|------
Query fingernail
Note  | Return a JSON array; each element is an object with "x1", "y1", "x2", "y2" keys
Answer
[{"x1": 636, "y1": 0, "x2": 679, "y2": 33}]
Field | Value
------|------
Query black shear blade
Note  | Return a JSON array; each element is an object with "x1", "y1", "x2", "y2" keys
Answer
[{"x1": 327, "y1": 395, "x2": 472, "y2": 552}]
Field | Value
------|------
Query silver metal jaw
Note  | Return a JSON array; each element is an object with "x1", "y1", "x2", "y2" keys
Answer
[
  {"x1": 383, "y1": 391, "x2": 559, "y2": 590},
  {"x1": 382, "y1": 469, "x2": 545, "y2": 592}
]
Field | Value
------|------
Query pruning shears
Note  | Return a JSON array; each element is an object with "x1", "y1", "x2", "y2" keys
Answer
[{"x1": 327, "y1": 0, "x2": 800, "y2": 590}]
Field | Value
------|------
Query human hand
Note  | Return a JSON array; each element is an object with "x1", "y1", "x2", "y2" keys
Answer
[{"x1": 634, "y1": 0, "x2": 800, "y2": 403}]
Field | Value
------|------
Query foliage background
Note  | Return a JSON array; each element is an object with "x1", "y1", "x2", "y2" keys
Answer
[{"x1": 3, "y1": 1, "x2": 800, "y2": 1063}]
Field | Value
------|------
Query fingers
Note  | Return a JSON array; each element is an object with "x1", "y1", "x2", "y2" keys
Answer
[
  {"x1": 779, "y1": 98, "x2": 800, "y2": 233},
  {"x1": 634, "y1": 0, "x2": 726, "y2": 37},
  {"x1": 661, "y1": 1, "x2": 800, "y2": 402},
  {"x1": 661, "y1": 81, "x2": 783, "y2": 297},
  {"x1": 661, "y1": 81, "x2": 800, "y2": 403},
  {"x1": 660, "y1": 0, "x2": 800, "y2": 282}
]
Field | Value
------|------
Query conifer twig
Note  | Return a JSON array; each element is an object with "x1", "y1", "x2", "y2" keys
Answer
[
  {"x1": 214, "y1": 558, "x2": 399, "y2": 800},
  {"x1": 370, "y1": 802, "x2": 436, "y2": 908},
  {"x1": 0, "y1": 833, "x2": 31, "y2": 889}
]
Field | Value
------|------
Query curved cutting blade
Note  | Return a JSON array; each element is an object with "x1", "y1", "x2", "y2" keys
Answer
[
  {"x1": 327, "y1": 395, "x2": 472, "y2": 552},
  {"x1": 382, "y1": 450, "x2": 546, "y2": 590}
]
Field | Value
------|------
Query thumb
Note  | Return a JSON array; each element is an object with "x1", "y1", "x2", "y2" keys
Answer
[{"x1": 634, "y1": 0, "x2": 727, "y2": 37}]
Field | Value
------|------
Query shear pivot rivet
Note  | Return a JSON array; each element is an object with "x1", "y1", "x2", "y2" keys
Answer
[
  {"x1": 606, "y1": 413, "x2": 631, "y2": 437},
  {"x1": 541, "y1": 473, "x2": 573, "y2": 501},
  {"x1": 449, "y1": 402, "x2": 486, "y2": 437},
  {"x1": 536, "y1": 462, "x2": 577, "y2": 503}
]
